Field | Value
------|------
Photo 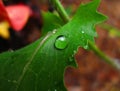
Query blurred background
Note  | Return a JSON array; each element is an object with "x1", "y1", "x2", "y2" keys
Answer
[{"x1": 0, "y1": 0, "x2": 120, "y2": 91}]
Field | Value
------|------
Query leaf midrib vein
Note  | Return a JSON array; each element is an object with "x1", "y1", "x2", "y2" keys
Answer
[{"x1": 15, "y1": 32, "x2": 53, "y2": 91}]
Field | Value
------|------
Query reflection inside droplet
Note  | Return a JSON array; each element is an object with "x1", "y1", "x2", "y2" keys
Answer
[{"x1": 55, "y1": 35, "x2": 68, "y2": 50}]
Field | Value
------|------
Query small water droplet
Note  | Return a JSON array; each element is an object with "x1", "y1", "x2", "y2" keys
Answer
[
  {"x1": 13, "y1": 80, "x2": 17, "y2": 83},
  {"x1": 53, "y1": 29, "x2": 57, "y2": 34},
  {"x1": 8, "y1": 80, "x2": 11, "y2": 82},
  {"x1": 82, "y1": 31, "x2": 85, "y2": 34},
  {"x1": 73, "y1": 50, "x2": 77, "y2": 54},
  {"x1": 55, "y1": 35, "x2": 68, "y2": 50},
  {"x1": 69, "y1": 57, "x2": 73, "y2": 62},
  {"x1": 84, "y1": 45, "x2": 88, "y2": 49},
  {"x1": 54, "y1": 89, "x2": 57, "y2": 91}
]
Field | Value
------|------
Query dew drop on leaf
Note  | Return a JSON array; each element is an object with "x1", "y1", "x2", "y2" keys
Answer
[
  {"x1": 81, "y1": 31, "x2": 85, "y2": 34},
  {"x1": 69, "y1": 56, "x2": 74, "y2": 62},
  {"x1": 83, "y1": 45, "x2": 88, "y2": 49},
  {"x1": 55, "y1": 35, "x2": 68, "y2": 50},
  {"x1": 69, "y1": 58, "x2": 73, "y2": 62},
  {"x1": 8, "y1": 80, "x2": 10, "y2": 82},
  {"x1": 54, "y1": 89, "x2": 57, "y2": 91},
  {"x1": 53, "y1": 29, "x2": 57, "y2": 34}
]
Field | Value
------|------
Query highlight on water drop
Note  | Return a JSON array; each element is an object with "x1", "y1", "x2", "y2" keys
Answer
[
  {"x1": 81, "y1": 31, "x2": 85, "y2": 34},
  {"x1": 55, "y1": 35, "x2": 68, "y2": 50}
]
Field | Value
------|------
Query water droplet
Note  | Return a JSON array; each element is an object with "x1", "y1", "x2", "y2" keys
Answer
[
  {"x1": 73, "y1": 50, "x2": 77, "y2": 54},
  {"x1": 82, "y1": 31, "x2": 85, "y2": 34},
  {"x1": 84, "y1": 45, "x2": 88, "y2": 49},
  {"x1": 69, "y1": 57, "x2": 74, "y2": 62},
  {"x1": 53, "y1": 29, "x2": 57, "y2": 34},
  {"x1": 54, "y1": 89, "x2": 57, "y2": 91},
  {"x1": 8, "y1": 80, "x2": 11, "y2": 82},
  {"x1": 13, "y1": 80, "x2": 17, "y2": 83},
  {"x1": 48, "y1": 75, "x2": 50, "y2": 78},
  {"x1": 55, "y1": 35, "x2": 68, "y2": 50}
]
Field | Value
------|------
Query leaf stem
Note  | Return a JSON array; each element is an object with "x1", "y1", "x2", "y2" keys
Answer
[
  {"x1": 88, "y1": 41, "x2": 120, "y2": 69},
  {"x1": 99, "y1": 23, "x2": 120, "y2": 37},
  {"x1": 50, "y1": 0, "x2": 69, "y2": 23},
  {"x1": 51, "y1": 0, "x2": 120, "y2": 69}
]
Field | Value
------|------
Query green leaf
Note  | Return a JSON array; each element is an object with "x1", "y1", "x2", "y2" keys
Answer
[
  {"x1": 41, "y1": 12, "x2": 64, "y2": 35},
  {"x1": 0, "y1": 0, "x2": 107, "y2": 91}
]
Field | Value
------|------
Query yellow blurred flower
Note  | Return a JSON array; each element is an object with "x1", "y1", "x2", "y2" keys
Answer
[{"x1": 0, "y1": 21, "x2": 10, "y2": 39}]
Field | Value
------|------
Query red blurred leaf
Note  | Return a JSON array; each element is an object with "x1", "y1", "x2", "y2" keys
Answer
[{"x1": 6, "y1": 5, "x2": 31, "y2": 31}]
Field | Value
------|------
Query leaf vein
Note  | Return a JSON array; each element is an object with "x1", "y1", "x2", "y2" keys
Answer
[{"x1": 15, "y1": 32, "x2": 53, "y2": 91}]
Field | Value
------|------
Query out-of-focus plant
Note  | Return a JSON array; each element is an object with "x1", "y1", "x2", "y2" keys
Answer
[
  {"x1": 99, "y1": 23, "x2": 120, "y2": 38},
  {"x1": 0, "y1": 0, "x2": 31, "y2": 39},
  {"x1": 0, "y1": 21, "x2": 9, "y2": 39}
]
